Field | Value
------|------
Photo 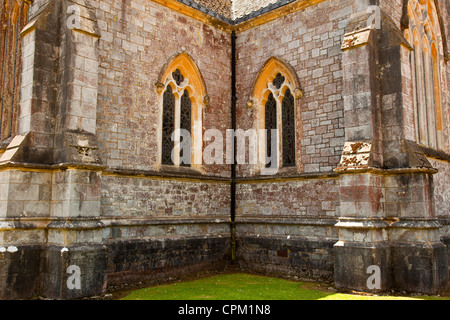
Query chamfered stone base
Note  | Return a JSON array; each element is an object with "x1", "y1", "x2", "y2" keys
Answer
[
  {"x1": 105, "y1": 236, "x2": 231, "y2": 288},
  {"x1": 236, "y1": 236, "x2": 336, "y2": 282},
  {"x1": 334, "y1": 241, "x2": 392, "y2": 292},
  {"x1": 391, "y1": 242, "x2": 449, "y2": 294},
  {"x1": 334, "y1": 240, "x2": 449, "y2": 294},
  {"x1": 42, "y1": 244, "x2": 108, "y2": 300},
  {"x1": 0, "y1": 245, "x2": 43, "y2": 300}
]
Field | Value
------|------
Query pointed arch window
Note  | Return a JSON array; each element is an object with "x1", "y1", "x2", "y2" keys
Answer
[
  {"x1": 406, "y1": 0, "x2": 445, "y2": 149},
  {"x1": 263, "y1": 79, "x2": 296, "y2": 169},
  {"x1": 250, "y1": 58, "x2": 303, "y2": 174},
  {"x1": 1, "y1": 2, "x2": 23, "y2": 141},
  {"x1": 180, "y1": 89, "x2": 192, "y2": 167},
  {"x1": 265, "y1": 93, "x2": 277, "y2": 168},
  {"x1": 161, "y1": 86, "x2": 175, "y2": 165},
  {"x1": 282, "y1": 89, "x2": 296, "y2": 167},
  {"x1": 156, "y1": 53, "x2": 208, "y2": 170}
]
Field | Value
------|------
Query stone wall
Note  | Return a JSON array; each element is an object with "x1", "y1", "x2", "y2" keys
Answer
[
  {"x1": 0, "y1": 0, "x2": 29, "y2": 144},
  {"x1": 0, "y1": 0, "x2": 449, "y2": 299},
  {"x1": 236, "y1": 177, "x2": 339, "y2": 218},
  {"x1": 101, "y1": 175, "x2": 230, "y2": 218},
  {"x1": 428, "y1": 159, "x2": 450, "y2": 219},
  {"x1": 231, "y1": 0, "x2": 351, "y2": 281},
  {"x1": 106, "y1": 236, "x2": 230, "y2": 287},
  {"x1": 100, "y1": 173, "x2": 232, "y2": 289},
  {"x1": 235, "y1": 176, "x2": 339, "y2": 280},
  {"x1": 0, "y1": 0, "x2": 234, "y2": 299},
  {"x1": 429, "y1": 158, "x2": 450, "y2": 249},
  {"x1": 93, "y1": 0, "x2": 232, "y2": 177},
  {"x1": 235, "y1": 0, "x2": 352, "y2": 176},
  {"x1": 91, "y1": 0, "x2": 234, "y2": 291}
]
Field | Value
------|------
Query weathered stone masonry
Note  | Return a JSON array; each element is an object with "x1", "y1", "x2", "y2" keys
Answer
[{"x1": 0, "y1": 0, "x2": 449, "y2": 299}]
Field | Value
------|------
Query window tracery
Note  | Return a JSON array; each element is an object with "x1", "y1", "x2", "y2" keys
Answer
[
  {"x1": 405, "y1": 0, "x2": 445, "y2": 149},
  {"x1": 250, "y1": 57, "x2": 303, "y2": 173},
  {"x1": 1, "y1": 1, "x2": 24, "y2": 141},
  {"x1": 156, "y1": 53, "x2": 207, "y2": 170}
]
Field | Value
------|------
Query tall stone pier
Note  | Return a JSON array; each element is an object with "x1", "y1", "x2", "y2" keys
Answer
[{"x1": 334, "y1": 5, "x2": 448, "y2": 294}]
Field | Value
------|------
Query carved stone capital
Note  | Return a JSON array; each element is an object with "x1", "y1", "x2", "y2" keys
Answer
[
  {"x1": 294, "y1": 88, "x2": 304, "y2": 99},
  {"x1": 155, "y1": 82, "x2": 165, "y2": 94},
  {"x1": 203, "y1": 95, "x2": 210, "y2": 108}
]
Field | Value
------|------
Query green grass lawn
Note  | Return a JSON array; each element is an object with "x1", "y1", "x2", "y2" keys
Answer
[{"x1": 120, "y1": 273, "x2": 449, "y2": 300}]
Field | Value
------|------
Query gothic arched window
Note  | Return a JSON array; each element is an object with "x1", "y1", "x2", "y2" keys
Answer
[
  {"x1": 156, "y1": 53, "x2": 208, "y2": 170},
  {"x1": 405, "y1": 0, "x2": 445, "y2": 150},
  {"x1": 250, "y1": 58, "x2": 303, "y2": 174},
  {"x1": 161, "y1": 85, "x2": 175, "y2": 165},
  {"x1": 282, "y1": 89, "x2": 296, "y2": 167},
  {"x1": 180, "y1": 89, "x2": 192, "y2": 167},
  {"x1": 265, "y1": 93, "x2": 277, "y2": 168},
  {"x1": 1, "y1": 2, "x2": 24, "y2": 141}
]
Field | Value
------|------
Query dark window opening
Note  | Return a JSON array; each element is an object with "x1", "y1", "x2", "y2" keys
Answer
[
  {"x1": 162, "y1": 86, "x2": 175, "y2": 165},
  {"x1": 272, "y1": 73, "x2": 285, "y2": 90},
  {"x1": 282, "y1": 89, "x2": 295, "y2": 167},
  {"x1": 180, "y1": 90, "x2": 192, "y2": 167},
  {"x1": 265, "y1": 93, "x2": 277, "y2": 168}
]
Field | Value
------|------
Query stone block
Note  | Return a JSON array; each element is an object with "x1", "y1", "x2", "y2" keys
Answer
[
  {"x1": 1, "y1": 229, "x2": 46, "y2": 246},
  {"x1": 237, "y1": 235, "x2": 335, "y2": 282},
  {"x1": 391, "y1": 242, "x2": 448, "y2": 294},
  {"x1": 42, "y1": 244, "x2": 107, "y2": 299},
  {"x1": 8, "y1": 184, "x2": 39, "y2": 201},
  {"x1": 334, "y1": 241, "x2": 392, "y2": 292},
  {"x1": 0, "y1": 245, "x2": 42, "y2": 299},
  {"x1": 23, "y1": 201, "x2": 50, "y2": 217}
]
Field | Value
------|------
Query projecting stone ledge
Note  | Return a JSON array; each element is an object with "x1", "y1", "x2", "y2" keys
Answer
[{"x1": 0, "y1": 133, "x2": 31, "y2": 165}]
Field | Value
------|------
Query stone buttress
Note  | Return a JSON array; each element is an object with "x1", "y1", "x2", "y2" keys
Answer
[
  {"x1": 334, "y1": 2, "x2": 448, "y2": 294},
  {"x1": 0, "y1": 0, "x2": 107, "y2": 299}
]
